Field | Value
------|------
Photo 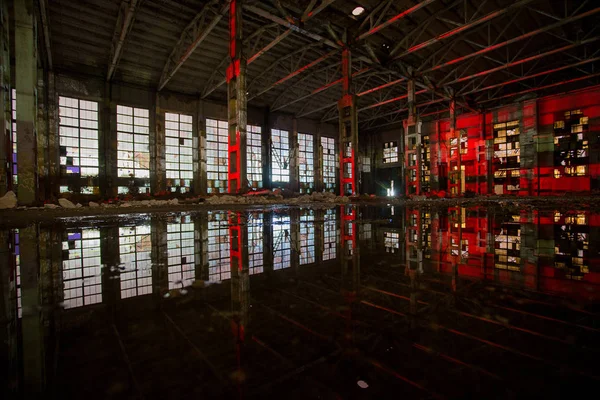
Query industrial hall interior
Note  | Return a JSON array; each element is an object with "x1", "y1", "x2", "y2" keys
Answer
[{"x1": 2, "y1": 0, "x2": 600, "y2": 399}]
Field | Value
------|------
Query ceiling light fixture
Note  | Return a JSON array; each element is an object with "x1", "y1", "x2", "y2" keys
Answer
[{"x1": 352, "y1": 6, "x2": 365, "y2": 16}]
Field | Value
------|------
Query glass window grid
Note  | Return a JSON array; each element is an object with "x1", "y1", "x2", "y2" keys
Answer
[
  {"x1": 493, "y1": 120, "x2": 520, "y2": 191},
  {"x1": 322, "y1": 136, "x2": 336, "y2": 192},
  {"x1": 11, "y1": 229, "x2": 21, "y2": 318},
  {"x1": 208, "y1": 212, "x2": 231, "y2": 281},
  {"x1": 117, "y1": 105, "x2": 151, "y2": 194},
  {"x1": 167, "y1": 215, "x2": 195, "y2": 289},
  {"x1": 271, "y1": 129, "x2": 290, "y2": 183},
  {"x1": 383, "y1": 141, "x2": 398, "y2": 163},
  {"x1": 298, "y1": 133, "x2": 314, "y2": 193},
  {"x1": 247, "y1": 125, "x2": 263, "y2": 188},
  {"x1": 206, "y1": 118, "x2": 229, "y2": 193},
  {"x1": 384, "y1": 231, "x2": 400, "y2": 253},
  {"x1": 165, "y1": 112, "x2": 193, "y2": 193},
  {"x1": 248, "y1": 213, "x2": 264, "y2": 275},
  {"x1": 323, "y1": 209, "x2": 336, "y2": 261},
  {"x1": 300, "y1": 210, "x2": 315, "y2": 265},
  {"x1": 59, "y1": 96, "x2": 100, "y2": 192},
  {"x1": 273, "y1": 214, "x2": 291, "y2": 269},
  {"x1": 119, "y1": 224, "x2": 152, "y2": 299},
  {"x1": 494, "y1": 224, "x2": 521, "y2": 271},
  {"x1": 62, "y1": 229, "x2": 102, "y2": 309}
]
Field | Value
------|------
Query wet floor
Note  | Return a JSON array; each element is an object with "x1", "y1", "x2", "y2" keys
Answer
[{"x1": 2, "y1": 204, "x2": 599, "y2": 399}]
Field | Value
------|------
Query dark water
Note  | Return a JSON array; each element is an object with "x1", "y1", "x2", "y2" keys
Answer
[{"x1": 2, "y1": 204, "x2": 599, "y2": 399}]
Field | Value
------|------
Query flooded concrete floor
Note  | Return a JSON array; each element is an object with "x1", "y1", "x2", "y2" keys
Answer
[{"x1": 2, "y1": 203, "x2": 599, "y2": 399}]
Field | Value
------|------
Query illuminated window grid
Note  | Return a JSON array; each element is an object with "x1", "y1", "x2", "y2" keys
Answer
[
  {"x1": 323, "y1": 209, "x2": 336, "y2": 261},
  {"x1": 167, "y1": 215, "x2": 195, "y2": 289},
  {"x1": 298, "y1": 133, "x2": 314, "y2": 193},
  {"x1": 493, "y1": 120, "x2": 520, "y2": 191},
  {"x1": 553, "y1": 110, "x2": 589, "y2": 178},
  {"x1": 271, "y1": 129, "x2": 290, "y2": 183},
  {"x1": 383, "y1": 141, "x2": 398, "y2": 163},
  {"x1": 273, "y1": 215, "x2": 291, "y2": 270},
  {"x1": 321, "y1": 136, "x2": 336, "y2": 192},
  {"x1": 384, "y1": 231, "x2": 399, "y2": 253},
  {"x1": 62, "y1": 229, "x2": 102, "y2": 309},
  {"x1": 494, "y1": 226, "x2": 520, "y2": 271},
  {"x1": 12, "y1": 229, "x2": 21, "y2": 318},
  {"x1": 119, "y1": 225, "x2": 152, "y2": 299},
  {"x1": 248, "y1": 213, "x2": 264, "y2": 275},
  {"x1": 117, "y1": 105, "x2": 150, "y2": 194},
  {"x1": 165, "y1": 112, "x2": 193, "y2": 193},
  {"x1": 206, "y1": 118, "x2": 228, "y2": 193},
  {"x1": 361, "y1": 223, "x2": 372, "y2": 240},
  {"x1": 299, "y1": 210, "x2": 315, "y2": 265},
  {"x1": 59, "y1": 97, "x2": 100, "y2": 190},
  {"x1": 208, "y1": 212, "x2": 230, "y2": 282},
  {"x1": 11, "y1": 89, "x2": 17, "y2": 185},
  {"x1": 421, "y1": 135, "x2": 430, "y2": 190},
  {"x1": 247, "y1": 124, "x2": 263, "y2": 189},
  {"x1": 554, "y1": 217, "x2": 589, "y2": 280}
]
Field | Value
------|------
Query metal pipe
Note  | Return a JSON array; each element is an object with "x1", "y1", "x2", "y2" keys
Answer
[{"x1": 356, "y1": 0, "x2": 436, "y2": 41}]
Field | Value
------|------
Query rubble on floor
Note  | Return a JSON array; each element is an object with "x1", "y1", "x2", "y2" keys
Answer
[{"x1": 0, "y1": 191, "x2": 17, "y2": 209}]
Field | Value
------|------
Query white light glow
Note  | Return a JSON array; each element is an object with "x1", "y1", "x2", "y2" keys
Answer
[{"x1": 352, "y1": 6, "x2": 365, "y2": 16}]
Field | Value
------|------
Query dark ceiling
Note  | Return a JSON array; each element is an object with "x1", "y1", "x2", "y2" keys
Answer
[{"x1": 44, "y1": 0, "x2": 600, "y2": 130}]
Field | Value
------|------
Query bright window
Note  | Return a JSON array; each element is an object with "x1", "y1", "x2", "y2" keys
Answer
[
  {"x1": 167, "y1": 215, "x2": 195, "y2": 289},
  {"x1": 384, "y1": 231, "x2": 399, "y2": 253},
  {"x1": 248, "y1": 212, "x2": 264, "y2": 275},
  {"x1": 11, "y1": 89, "x2": 17, "y2": 185},
  {"x1": 323, "y1": 208, "x2": 336, "y2": 261},
  {"x1": 208, "y1": 212, "x2": 230, "y2": 281},
  {"x1": 300, "y1": 210, "x2": 315, "y2": 265},
  {"x1": 59, "y1": 97, "x2": 100, "y2": 192},
  {"x1": 117, "y1": 105, "x2": 150, "y2": 194},
  {"x1": 271, "y1": 129, "x2": 290, "y2": 183},
  {"x1": 247, "y1": 125, "x2": 263, "y2": 188},
  {"x1": 273, "y1": 214, "x2": 291, "y2": 269},
  {"x1": 321, "y1": 136, "x2": 336, "y2": 192},
  {"x1": 298, "y1": 133, "x2": 314, "y2": 193},
  {"x1": 206, "y1": 118, "x2": 228, "y2": 193},
  {"x1": 62, "y1": 229, "x2": 102, "y2": 309},
  {"x1": 119, "y1": 224, "x2": 152, "y2": 299},
  {"x1": 383, "y1": 141, "x2": 398, "y2": 163},
  {"x1": 165, "y1": 112, "x2": 193, "y2": 193}
]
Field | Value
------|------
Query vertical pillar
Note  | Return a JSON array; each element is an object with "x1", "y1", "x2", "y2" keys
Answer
[
  {"x1": 0, "y1": 0, "x2": 10, "y2": 195},
  {"x1": 290, "y1": 208, "x2": 300, "y2": 271},
  {"x1": 197, "y1": 99, "x2": 207, "y2": 195},
  {"x1": 151, "y1": 216, "x2": 168, "y2": 296},
  {"x1": 229, "y1": 211, "x2": 249, "y2": 330},
  {"x1": 15, "y1": 0, "x2": 37, "y2": 205},
  {"x1": 290, "y1": 118, "x2": 299, "y2": 192},
  {"x1": 448, "y1": 99, "x2": 461, "y2": 196},
  {"x1": 104, "y1": 84, "x2": 117, "y2": 198},
  {"x1": 314, "y1": 125, "x2": 322, "y2": 192},
  {"x1": 196, "y1": 213, "x2": 209, "y2": 281},
  {"x1": 262, "y1": 108, "x2": 271, "y2": 189},
  {"x1": 227, "y1": 0, "x2": 247, "y2": 193},
  {"x1": 47, "y1": 72, "x2": 59, "y2": 199},
  {"x1": 404, "y1": 79, "x2": 422, "y2": 196},
  {"x1": 338, "y1": 48, "x2": 359, "y2": 196},
  {"x1": 154, "y1": 94, "x2": 166, "y2": 193}
]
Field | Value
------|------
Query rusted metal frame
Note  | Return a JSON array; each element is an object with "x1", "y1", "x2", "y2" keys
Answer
[
  {"x1": 362, "y1": 100, "x2": 446, "y2": 131},
  {"x1": 418, "y1": 36, "x2": 460, "y2": 71},
  {"x1": 357, "y1": 0, "x2": 393, "y2": 32},
  {"x1": 389, "y1": 0, "x2": 463, "y2": 57},
  {"x1": 392, "y1": 0, "x2": 537, "y2": 61},
  {"x1": 302, "y1": 0, "x2": 338, "y2": 22},
  {"x1": 468, "y1": 0, "x2": 489, "y2": 22},
  {"x1": 356, "y1": 0, "x2": 437, "y2": 42},
  {"x1": 249, "y1": 49, "x2": 338, "y2": 100},
  {"x1": 270, "y1": 62, "x2": 340, "y2": 109},
  {"x1": 38, "y1": 0, "x2": 53, "y2": 71},
  {"x1": 301, "y1": 0, "x2": 319, "y2": 22},
  {"x1": 158, "y1": 0, "x2": 225, "y2": 91},
  {"x1": 270, "y1": 0, "x2": 295, "y2": 24}
]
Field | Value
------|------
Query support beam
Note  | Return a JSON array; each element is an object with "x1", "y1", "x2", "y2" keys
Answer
[
  {"x1": 158, "y1": 0, "x2": 226, "y2": 91},
  {"x1": 404, "y1": 80, "x2": 422, "y2": 196},
  {"x1": 0, "y1": 0, "x2": 10, "y2": 195},
  {"x1": 15, "y1": 0, "x2": 37, "y2": 205},
  {"x1": 107, "y1": 0, "x2": 140, "y2": 81},
  {"x1": 356, "y1": 0, "x2": 437, "y2": 41},
  {"x1": 392, "y1": 0, "x2": 537, "y2": 61},
  {"x1": 338, "y1": 49, "x2": 359, "y2": 196},
  {"x1": 418, "y1": 6, "x2": 600, "y2": 75},
  {"x1": 38, "y1": 0, "x2": 52, "y2": 71},
  {"x1": 227, "y1": 0, "x2": 247, "y2": 193}
]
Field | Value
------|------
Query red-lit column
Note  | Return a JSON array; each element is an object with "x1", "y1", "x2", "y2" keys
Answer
[
  {"x1": 227, "y1": 0, "x2": 247, "y2": 193},
  {"x1": 403, "y1": 79, "x2": 422, "y2": 195},
  {"x1": 338, "y1": 48, "x2": 359, "y2": 196}
]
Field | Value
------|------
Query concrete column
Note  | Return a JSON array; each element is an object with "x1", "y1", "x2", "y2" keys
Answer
[
  {"x1": 262, "y1": 108, "x2": 271, "y2": 189},
  {"x1": 154, "y1": 95, "x2": 166, "y2": 193},
  {"x1": 315, "y1": 125, "x2": 322, "y2": 192},
  {"x1": 47, "y1": 72, "x2": 59, "y2": 200},
  {"x1": 289, "y1": 118, "x2": 299, "y2": 192},
  {"x1": 404, "y1": 79, "x2": 422, "y2": 195},
  {"x1": 227, "y1": 0, "x2": 247, "y2": 193},
  {"x1": 197, "y1": 99, "x2": 207, "y2": 195},
  {"x1": 290, "y1": 208, "x2": 300, "y2": 271},
  {"x1": 338, "y1": 48, "x2": 359, "y2": 196},
  {"x1": 15, "y1": 0, "x2": 38, "y2": 205},
  {"x1": 104, "y1": 85, "x2": 117, "y2": 198},
  {"x1": 196, "y1": 213, "x2": 209, "y2": 281},
  {"x1": 0, "y1": 0, "x2": 10, "y2": 195}
]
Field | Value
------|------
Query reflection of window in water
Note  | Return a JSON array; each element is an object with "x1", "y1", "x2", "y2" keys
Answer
[
  {"x1": 554, "y1": 214, "x2": 589, "y2": 280},
  {"x1": 11, "y1": 229, "x2": 21, "y2": 318},
  {"x1": 62, "y1": 229, "x2": 102, "y2": 309},
  {"x1": 167, "y1": 215, "x2": 195, "y2": 289},
  {"x1": 273, "y1": 214, "x2": 291, "y2": 270},
  {"x1": 361, "y1": 223, "x2": 372, "y2": 240},
  {"x1": 300, "y1": 210, "x2": 315, "y2": 265},
  {"x1": 450, "y1": 237, "x2": 469, "y2": 259},
  {"x1": 248, "y1": 213, "x2": 264, "y2": 275},
  {"x1": 494, "y1": 226, "x2": 520, "y2": 271},
  {"x1": 119, "y1": 224, "x2": 152, "y2": 298},
  {"x1": 208, "y1": 212, "x2": 230, "y2": 282},
  {"x1": 384, "y1": 231, "x2": 400, "y2": 253},
  {"x1": 323, "y1": 209, "x2": 336, "y2": 261}
]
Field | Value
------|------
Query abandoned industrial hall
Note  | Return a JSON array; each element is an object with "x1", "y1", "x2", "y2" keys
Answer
[{"x1": 1, "y1": 0, "x2": 600, "y2": 399}]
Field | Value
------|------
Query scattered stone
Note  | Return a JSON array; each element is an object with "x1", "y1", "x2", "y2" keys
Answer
[
  {"x1": 120, "y1": 202, "x2": 133, "y2": 208},
  {"x1": 44, "y1": 203, "x2": 59, "y2": 209},
  {"x1": 75, "y1": 203, "x2": 83, "y2": 208},
  {"x1": 89, "y1": 201, "x2": 100, "y2": 208},
  {"x1": 168, "y1": 198, "x2": 179, "y2": 205},
  {"x1": 58, "y1": 198, "x2": 76, "y2": 208},
  {"x1": 0, "y1": 191, "x2": 17, "y2": 209}
]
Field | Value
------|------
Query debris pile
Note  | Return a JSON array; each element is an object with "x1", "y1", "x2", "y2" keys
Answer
[{"x1": 0, "y1": 191, "x2": 17, "y2": 209}]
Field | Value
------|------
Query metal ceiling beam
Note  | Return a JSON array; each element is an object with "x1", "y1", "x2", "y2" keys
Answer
[
  {"x1": 356, "y1": 0, "x2": 437, "y2": 41},
  {"x1": 479, "y1": 72, "x2": 600, "y2": 104},
  {"x1": 444, "y1": 36, "x2": 600, "y2": 86},
  {"x1": 249, "y1": 49, "x2": 337, "y2": 100},
  {"x1": 158, "y1": 0, "x2": 227, "y2": 91},
  {"x1": 392, "y1": 0, "x2": 537, "y2": 61},
  {"x1": 418, "y1": 6, "x2": 600, "y2": 75},
  {"x1": 303, "y1": 0, "x2": 338, "y2": 22},
  {"x1": 462, "y1": 57, "x2": 600, "y2": 95},
  {"x1": 38, "y1": 0, "x2": 53, "y2": 70}
]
